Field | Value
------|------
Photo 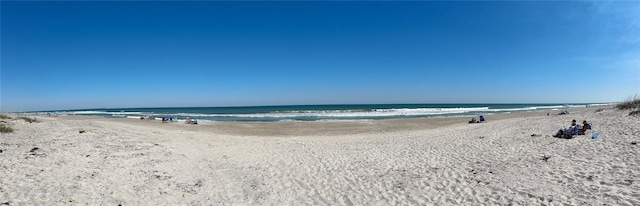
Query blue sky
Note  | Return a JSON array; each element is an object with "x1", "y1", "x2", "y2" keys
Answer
[{"x1": 1, "y1": 1, "x2": 639, "y2": 112}]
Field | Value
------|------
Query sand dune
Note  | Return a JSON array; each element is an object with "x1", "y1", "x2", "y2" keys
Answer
[{"x1": 1, "y1": 106, "x2": 638, "y2": 205}]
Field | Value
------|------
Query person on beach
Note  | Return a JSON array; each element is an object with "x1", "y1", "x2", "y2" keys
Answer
[
  {"x1": 579, "y1": 120, "x2": 591, "y2": 135},
  {"x1": 553, "y1": 119, "x2": 577, "y2": 138}
]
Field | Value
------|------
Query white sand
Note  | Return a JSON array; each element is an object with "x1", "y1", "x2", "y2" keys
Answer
[{"x1": 0, "y1": 106, "x2": 638, "y2": 205}]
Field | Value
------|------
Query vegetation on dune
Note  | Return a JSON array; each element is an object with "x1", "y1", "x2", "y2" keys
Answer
[
  {"x1": 17, "y1": 116, "x2": 38, "y2": 123},
  {"x1": 0, "y1": 123, "x2": 13, "y2": 133},
  {"x1": 616, "y1": 95, "x2": 640, "y2": 116},
  {"x1": 0, "y1": 114, "x2": 12, "y2": 119}
]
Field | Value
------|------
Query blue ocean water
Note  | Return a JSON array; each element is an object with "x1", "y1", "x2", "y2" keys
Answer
[{"x1": 38, "y1": 103, "x2": 611, "y2": 122}]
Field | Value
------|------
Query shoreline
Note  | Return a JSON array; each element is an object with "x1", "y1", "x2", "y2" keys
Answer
[
  {"x1": 50, "y1": 106, "x2": 602, "y2": 137},
  {"x1": 13, "y1": 103, "x2": 609, "y2": 123}
]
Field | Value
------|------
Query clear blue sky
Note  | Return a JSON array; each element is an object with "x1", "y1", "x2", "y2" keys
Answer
[{"x1": 1, "y1": 1, "x2": 639, "y2": 112}]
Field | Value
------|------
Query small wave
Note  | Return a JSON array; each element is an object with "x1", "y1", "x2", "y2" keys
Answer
[
  {"x1": 565, "y1": 104, "x2": 587, "y2": 108},
  {"x1": 372, "y1": 107, "x2": 489, "y2": 113},
  {"x1": 63, "y1": 111, "x2": 108, "y2": 115},
  {"x1": 53, "y1": 104, "x2": 591, "y2": 122},
  {"x1": 149, "y1": 109, "x2": 479, "y2": 118},
  {"x1": 315, "y1": 119, "x2": 374, "y2": 122},
  {"x1": 487, "y1": 105, "x2": 565, "y2": 112},
  {"x1": 277, "y1": 119, "x2": 298, "y2": 122},
  {"x1": 587, "y1": 103, "x2": 613, "y2": 107},
  {"x1": 272, "y1": 109, "x2": 366, "y2": 114},
  {"x1": 107, "y1": 111, "x2": 144, "y2": 115}
]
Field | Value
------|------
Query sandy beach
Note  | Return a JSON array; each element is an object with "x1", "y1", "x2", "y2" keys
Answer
[{"x1": 1, "y1": 106, "x2": 638, "y2": 205}]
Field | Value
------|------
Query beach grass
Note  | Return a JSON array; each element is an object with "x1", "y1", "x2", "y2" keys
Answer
[
  {"x1": 17, "y1": 116, "x2": 38, "y2": 123},
  {"x1": 0, "y1": 114, "x2": 12, "y2": 119},
  {"x1": 616, "y1": 95, "x2": 640, "y2": 116},
  {"x1": 0, "y1": 123, "x2": 13, "y2": 133}
]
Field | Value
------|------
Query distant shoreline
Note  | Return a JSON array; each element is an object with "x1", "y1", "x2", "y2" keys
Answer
[
  {"x1": 37, "y1": 105, "x2": 608, "y2": 137},
  {"x1": 11, "y1": 103, "x2": 614, "y2": 123}
]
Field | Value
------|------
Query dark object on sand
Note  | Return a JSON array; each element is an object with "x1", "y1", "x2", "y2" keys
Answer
[
  {"x1": 542, "y1": 155, "x2": 551, "y2": 162},
  {"x1": 632, "y1": 142, "x2": 637, "y2": 145},
  {"x1": 0, "y1": 149, "x2": 3, "y2": 154},
  {"x1": 531, "y1": 134, "x2": 541, "y2": 137},
  {"x1": 30, "y1": 147, "x2": 39, "y2": 153},
  {"x1": 79, "y1": 130, "x2": 86, "y2": 134},
  {"x1": 469, "y1": 116, "x2": 485, "y2": 123}
]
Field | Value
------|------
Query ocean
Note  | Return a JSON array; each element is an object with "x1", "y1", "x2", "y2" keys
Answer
[{"x1": 37, "y1": 103, "x2": 612, "y2": 122}]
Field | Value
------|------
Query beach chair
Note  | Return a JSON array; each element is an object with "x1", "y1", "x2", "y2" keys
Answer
[
  {"x1": 562, "y1": 126, "x2": 580, "y2": 139},
  {"x1": 479, "y1": 115, "x2": 485, "y2": 123}
]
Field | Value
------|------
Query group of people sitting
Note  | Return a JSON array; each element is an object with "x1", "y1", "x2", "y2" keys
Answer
[{"x1": 552, "y1": 119, "x2": 592, "y2": 139}]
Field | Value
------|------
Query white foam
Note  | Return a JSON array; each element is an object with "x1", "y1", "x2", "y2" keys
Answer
[
  {"x1": 59, "y1": 105, "x2": 591, "y2": 121},
  {"x1": 587, "y1": 103, "x2": 613, "y2": 107},
  {"x1": 565, "y1": 104, "x2": 587, "y2": 108},
  {"x1": 63, "y1": 111, "x2": 108, "y2": 115},
  {"x1": 315, "y1": 119, "x2": 374, "y2": 122},
  {"x1": 277, "y1": 119, "x2": 298, "y2": 122},
  {"x1": 106, "y1": 112, "x2": 144, "y2": 115},
  {"x1": 110, "y1": 107, "x2": 500, "y2": 119},
  {"x1": 486, "y1": 105, "x2": 565, "y2": 112}
]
